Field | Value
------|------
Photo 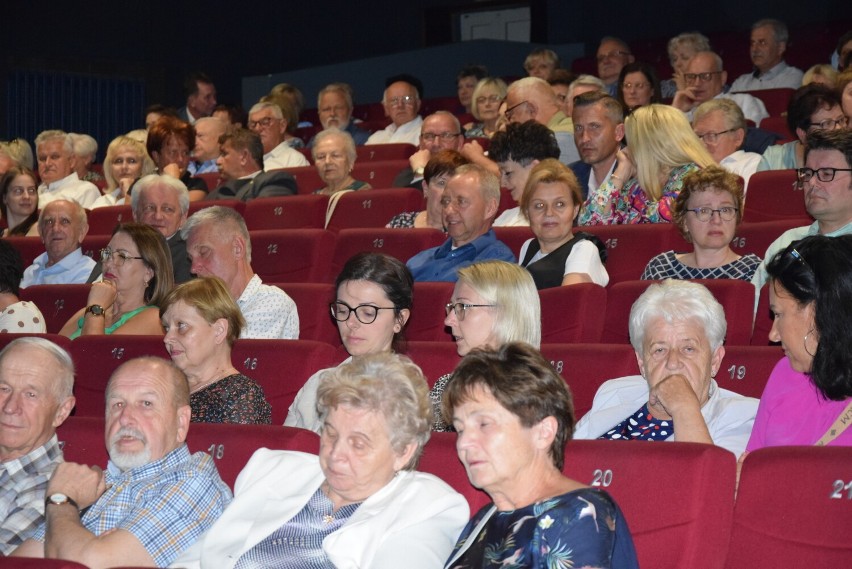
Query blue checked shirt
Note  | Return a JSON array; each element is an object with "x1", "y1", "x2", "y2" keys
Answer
[
  {"x1": 31, "y1": 444, "x2": 232, "y2": 567},
  {"x1": 0, "y1": 435, "x2": 63, "y2": 554}
]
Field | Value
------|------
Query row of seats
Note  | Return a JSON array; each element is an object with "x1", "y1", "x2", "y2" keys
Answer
[{"x1": 46, "y1": 416, "x2": 852, "y2": 569}]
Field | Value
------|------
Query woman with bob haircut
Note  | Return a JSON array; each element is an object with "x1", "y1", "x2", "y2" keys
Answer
[
  {"x1": 91, "y1": 135, "x2": 156, "y2": 208},
  {"x1": 160, "y1": 277, "x2": 271, "y2": 424},
  {"x1": 464, "y1": 78, "x2": 508, "y2": 139},
  {"x1": 443, "y1": 342, "x2": 639, "y2": 568},
  {"x1": 579, "y1": 104, "x2": 716, "y2": 225},
  {"x1": 147, "y1": 115, "x2": 208, "y2": 200}
]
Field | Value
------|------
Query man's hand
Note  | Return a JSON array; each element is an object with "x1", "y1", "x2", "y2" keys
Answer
[
  {"x1": 47, "y1": 463, "x2": 107, "y2": 510},
  {"x1": 671, "y1": 87, "x2": 699, "y2": 112},
  {"x1": 408, "y1": 149, "x2": 431, "y2": 173}
]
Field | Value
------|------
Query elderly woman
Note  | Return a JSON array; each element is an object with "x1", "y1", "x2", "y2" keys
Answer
[
  {"x1": 579, "y1": 104, "x2": 716, "y2": 225},
  {"x1": 642, "y1": 166, "x2": 761, "y2": 281},
  {"x1": 464, "y1": 78, "x2": 508, "y2": 139},
  {"x1": 661, "y1": 32, "x2": 711, "y2": 98},
  {"x1": 519, "y1": 159, "x2": 608, "y2": 288},
  {"x1": 431, "y1": 260, "x2": 541, "y2": 431},
  {"x1": 386, "y1": 150, "x2": 468, "y2": 230},
  {"x1": 617, "y1": 61, "x2": 661, "y2": 113},
  {"x1": 1, "y1": 167, "x2": 39, "y2": 236},
  {"x1": 523, "y1": 48, "x2": 560, "y2": 81},
  {"x1": 0, "y1": 240, "x2": 45, "y2": 332},
  {"x1": 175, "y1": 353, "x2": 469, "y2": 568},
  {"x1": 69, "y1": 133, "x2": 104, "y2": 185},
  {"x1": 147, "y1": 115, "x2": 208, "y2": 200},
  {"x1": 444, "y1": 343, "x2": 639, "y2": 568},
  {"x1": 59, "y1": 222, "x2": 173, "y2": 339},
  {"x1": 574, "y1": 279, "x2": 758, "y2": 455},
  {"x1": 802, "y1": 64, "x2": 838, "y2": 88},
  {"x1": 160, "y1": 277, "x2": 271, "y2": 424},
  {"x1": 286, "y1": 252, "x2": 413, "y2": 431},
  {"x1": 311, "y1": 128, "x2": 372, "y2": 196},
  {"x1": 90, "y1": 135, "x2": 156, "y2": 209},
  {"x1": 746, "y1": 235, "x2": 852, "y2": 450}
]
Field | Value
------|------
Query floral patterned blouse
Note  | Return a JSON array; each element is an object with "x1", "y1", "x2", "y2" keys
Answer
[
  {"x1": 190, "y1": 373, "x2": 272, "y2": 424},
  {"x1": 579, "y1": 162, "x2": 699, "y2": 225},
  {"x1": 446, "y1": 488, "x2": 638, "y2": 569}
]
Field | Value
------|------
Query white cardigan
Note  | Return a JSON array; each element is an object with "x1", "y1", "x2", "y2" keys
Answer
[{"x1": 171, "y1": 449, "x2": 469, "y2": 569}]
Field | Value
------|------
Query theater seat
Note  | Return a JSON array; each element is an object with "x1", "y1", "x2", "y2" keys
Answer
[
  {"x1": 356, "y1": 143, "x2": 416, "y2": 162},
  {"x1": 243, "y1": 194, "x2": 329, "y2": 230},
  {"x1": 406, "y1": 341, "x2": 460, "y2": 389},
  {"x1": 282, "y1": 166, "x2": 324, "y2": 194},
  {"x1": 716, "y1": 345, "x2": 782, "y2": 398},
  {"x1": 325, "y1": 188, "x2": 424, "y2": 232},
  {"x1": 581, "y1": 224, "x2": 681, "y2": 285},
  {"x1": 730, "y1": 219, "x2": 805, "y2": 258},
  {"x1": 80, "y1": 235, "x2": 111, "y2": 261},
  {"x1": 86, "y1": 204, "x2": 133, "y2": 235},
  {"x1": 751, "y1": 284, "x2": 777, "y2": 346},
  {"x1": 57, "y1": 416, "x2": 109, "y2": 466},
  {"x1": 743, "y1": 169, "x2": 810, "y2": 223},
  {"x1": 6, "y1": 236, "x2": 45, "y2": 268},
  {"x1": 249, "y1": 228, "x2": 335, "y2": 283},
  {"x1": 0, "y1": 558, "x2": 90, "y2": 568},
  {"x1": 351, "y1": 160, "x2": 411, "y2": 189},
  {"x1": 539, "y1": 283, "x2": 607, "y2": 343},
  {"x1": 739, "y1": 88, "x2": 795, "y2": 118},
  {"x1": 188, "y1": 199, "x2": 245, "y2": 217},
  {"x1": 272, "y1": 283, "x2": 340, "y2": 345},
  {"x1": 0, "y1": 332, "x2": 71, "y2": 353},
  {"x1": 330, "y1": 227, "x2": 445, "y2": 278},
  {"x1": 408, "y1": 282, "x2": 454, "y2": 342},
  {"x1": 491, "y1": 226, "x2": 534, "y2": 259},
  {"x1": 19, "y1": 284, "x2": 91, "y2": 334},
  {"x1": 419, "y1": 432, "x2": 491, "y2": 514}
]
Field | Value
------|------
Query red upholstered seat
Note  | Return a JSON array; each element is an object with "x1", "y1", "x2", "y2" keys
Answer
[
  {"x1": 742, "y1": 169, "x2": 810, "y2": 223},
  {"x1": 751, "y1": 284, "x2": 777, "y2": 346},
  {"x1": 539, "y1": 283, "x2": 607, "y2": 343},
  {"x1": 86, "y1": 204, "x2": 133, "y2": 235},
  {"x1": 407, "y1": 281, "x2": 454, "y2": 342},
  {"x1": 281, "y1": 166, "x2": 324, "y2": 195},
  {"x1": 330, "y1": 227, "x2": 445, "y2": 278},
  {"x1": 716, "y1": 345, "x2": 782, "y2": 398},
  {"x1": 729, "y1": 219, "x2": 805, "y2": 258},
  {"x1": 0, "y1": 332, "x2": 71, "y2": 353},
  {"x1": 249, "y1": 228, "x2": 335, "y2": 283},
  {"x1": 581, "y1": 224, "x2": 683, "y2": 285},
  {"x1": 188, "y1": 199, "x2": 245, "y2": 217},
  {"x1": 79, "y1": 235, "x2": 110, "y2": 261},
  {"x1": 419, "y1": 431, "x2": 491, "y2": 514},
  {"x1": 738, "y1": 88, "x2": 795, "y2": 118},
  {"x1": 491, "y1": 226, "x2": 534, "y2": 260},
  {"x1": 19, "y1": 284, "x2": 91, "y2": 334},
  {"x1": 57, "y1": 416, "x2": 109, "y2": 467},
  {"x1": 564, "y1": 440, "x2": 735, "y2": 569},
  {"x1": 355, "y1": 143, "x2": 416, "y2": 162},
  {"x1": 272, "y1": 283, "x2": 340, "y2": 346},
  {"x1": 405, "y1": 341, "x2": 460, "y2": 389},
  {"x1": 4, "y1": 236, "x2": 43, "y2": 268},
  {"x1": 727, "y1": 446, "x2": 852, "y2": 568},
  {"x1": 243, "y1": 194, "x2": 329, "y2": 230},
  {"x1": 0, "y1": 556, "x2": 90, "y2": 568},
  {"x1": 325, "y1": 188, "x2": 424, "y2": 232},
  {"x1": 193, "y1": 172, "x2": 223, "y2": 190}
]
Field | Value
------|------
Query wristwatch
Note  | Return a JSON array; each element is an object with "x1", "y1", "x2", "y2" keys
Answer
[
  {"x1": 85, "y1": 304, "x2": 105, "y2": 317},
  {"x1": 45, "y1": 493, "x2": 79, "y2": 510}
]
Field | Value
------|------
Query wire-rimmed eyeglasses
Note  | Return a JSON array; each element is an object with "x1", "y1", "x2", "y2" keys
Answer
[
  {"x1": 685, "y1": 207, "x2": 739, "y2": 222},
  {"x1": 100, "y1": 248, "x2": 143, "y2": 266},
  {"x1": 445, "y1": 302, "x2": 497, "y2": 321}
]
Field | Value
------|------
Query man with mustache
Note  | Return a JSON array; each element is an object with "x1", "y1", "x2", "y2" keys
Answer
[
  {"x1": 11, "y1": 357, "x2": 232, "y2": 568},
  {"x1": 308, "y1": 83, "x2": 370, "y2": 147}
]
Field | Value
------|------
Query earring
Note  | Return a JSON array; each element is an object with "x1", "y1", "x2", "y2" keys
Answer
[{"x1": 804, "y1": 329, "x2": 817, "y2": 357}]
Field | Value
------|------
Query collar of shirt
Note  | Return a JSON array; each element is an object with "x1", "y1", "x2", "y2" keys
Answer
[
  {"x1": 237, "y1": 273, "x2": 263, "y2": 306},
  {"x1": 105, "y1": 444, "x2": 190, "y2": 484},
  {"x1": 753, "y1": 60, "x2": 789, "y2": 79},
  {"x1": 0, "y1": 435, "x2": 62, "y2": 483},
  {"x1": 41, "y1": 173, "x2": 82, "y2": 193},
  {"x1": 434, "y1": 229, "x2": 496, "y2": 259}
]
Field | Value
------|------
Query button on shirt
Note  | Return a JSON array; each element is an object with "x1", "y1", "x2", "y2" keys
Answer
[
  {"x1": 238, "y1": 274, "x2": 300, "y2": 339},
  {"x1": 20, "y1": 248, "x2": 97, "y2": 288},
  {"x1": 37, "y1": 173, "x2": 101, "y2": 209},
  {"x1": 406, "y1": 229, "x2": 516, "y2": 282}
]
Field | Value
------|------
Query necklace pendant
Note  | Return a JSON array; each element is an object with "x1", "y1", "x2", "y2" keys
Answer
[{"x1": 322, "y1": 514, "x2": 334, "y2": 524}]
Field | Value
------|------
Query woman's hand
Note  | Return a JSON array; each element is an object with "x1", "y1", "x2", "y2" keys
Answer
[
  {"x1": 162, "y1": 163, "x2": 182, "y2": 179},
  {"x1": 648, "y1": 374, "x2": 702, "y2": 419},
  {"x1": 117, "y1": 177, "x2": 135, "y2": 199},
  {"x1": 87, "y1": 281, "x2": 117, "y2": 310},
  {"x1": 613, "y1": 147, "x2": 636, "y2": 183}
]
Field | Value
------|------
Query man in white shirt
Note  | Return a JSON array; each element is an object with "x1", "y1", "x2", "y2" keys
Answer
[
  {"x1": 21, "y1": 200, "x2": 95, "y2": 288},
  {"x1": 365, "y1": 77, "x2": 424, "y2": 146},
  {"x1": 692, "y1": 99, "x2": 761, "y2": 190},
  {"x1": 247, "y1": 102, "x2": 309, "y2": 170},
  {"x1": 34, "y1": 131, "x2": 100, "y2": 209},
  {"x1": 730, "y1": 19, "x2": 804, "y2": 92}
]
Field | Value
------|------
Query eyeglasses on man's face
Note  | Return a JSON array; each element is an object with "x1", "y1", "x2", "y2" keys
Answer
[
  {"x1": 444, "y1": 302, "x2": 497, "y2": 321},
  {"x1": 807, "y1": 117, "x2": 848, "y2": 131},
  {"x1": 329, "y1": 301, "x2": 395, "y2": 325},
  {"x1": 386, "y1": 96, "x2": 417, "y2": 107},
  {"x1": 100, "y1": 248, "x2": 143, "y2": 266},
  {"x1": 504, "y1": 100, "x2": 530, "y2": 122},
  {"x1": 694, "y1": 129, "x2": 736, "y2": 144},
  {"x1": 248, "y1": 116, "x2": 278, "y2": 130},
  {"x1": 686, "y1": 206, "x2": 738, "y2": 222},
  {"x1": 421, "y1": 132, "x2": 461, "y2": 143},
  {"x1": 684, "y1": 71, "x2": 723, "y2": 83},
  {"x1": 796, "y1": 167, "x2": 852, "y2": 184}
]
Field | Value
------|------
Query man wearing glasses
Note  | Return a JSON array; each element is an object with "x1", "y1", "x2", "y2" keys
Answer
[
  {"x1": 596, "y1": 37, "x2": 634, "y2": 97},
  {"x1": 247, "y1": 102, "x2": 309, "y2": 170},
  {"x1": 692, "y1": 99, "x2": 762, "y2": 189},
  {"x1": 393, "y1": 112, "x2": 465, "y2": 188},
  {"x1": 672, "y1": 52, "x2": 768, "y2": 126},
  {"x1": 20, "y1": 200, "x2": 95, "y2": 288},
  {"x1": 366, "y1": 76, "x2": 424, "y2": 146},
  {"x1": 730, "y1": 19, "x2": 803, "y2": 92},
  {"x1": 752, "y1": 129, "x2": 852, "y2": 292}
]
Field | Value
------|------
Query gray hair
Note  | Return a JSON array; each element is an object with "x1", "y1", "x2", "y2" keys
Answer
[
  {"x1": 567, "y1": 75, "x2": 606, "y2": 100},
  {"x1": 693, "y1": 98, "x2": 746, "y2": 132},
  {"x1": 181, "y1": 205, "x2": 252, "y2": 262},
  {"x1": 453, "y1": 163, "x2": 500, "y2": 204},
  {"x1": 0, "y1": 337, "x2": 75, "y2": 401},
  {"x1": 311, "y1": 127, "x2": 357, "y2": 165},
  {"x1": 753, "y1": 18, "x2": 789, "y2": 44},
  {"x1": 0, "y1": 139, "x2": 35, "y2": 170},
  {"x1": 131, "y1": 174, "x2": 190, "y2": 217},
  {"x1": 69, "y1": 133, "x2": 98, "y2": 161},
  {"x1": 667, "y1": 32, "x2": 712, "y2": 63},
  {"x1": 248, "y1": 101, "x2": 283, "y2": 120},
  {"x1": 316, "y1": 83, "x2": 354, "y2": 111},
  {"x1": 315, "y1": 352, "x2": 432, "y2": 470},
  {"x1": 35, "y1": 130, "x2": 73, "y2": 155},
  {"x1": 629, "y1": 279, "x2": 727, "y2": 353}
]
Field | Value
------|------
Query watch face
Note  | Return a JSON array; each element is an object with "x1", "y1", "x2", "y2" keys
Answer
[{"x1": 49, "y1": 493, "x2": 69, "y2": 504}]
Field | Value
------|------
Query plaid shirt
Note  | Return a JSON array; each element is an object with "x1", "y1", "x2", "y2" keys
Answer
[
  {"x1": 0, "y1": 435, "x2": 63, "y2": 554},
  {"x1": 32, "y1": 444, "x2": 232, "y2": 567}
]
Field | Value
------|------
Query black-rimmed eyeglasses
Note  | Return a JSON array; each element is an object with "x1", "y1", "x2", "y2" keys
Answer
[
  {"x1": 796, "y1": 167, "x2": 852, "y2": 184},
  {"x1": 329, "y1": 301, "x2": 395, "y2": 324},
  {"x1": 686, "y1": 207, "x2": 739, "y2": 222}
]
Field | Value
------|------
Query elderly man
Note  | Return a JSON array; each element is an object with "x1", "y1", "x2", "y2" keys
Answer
[
  {"x1": 406, "y1": 164, "x2": 515, "y2": 282},
  {"x1": 308, "y1": 83, "x2": 370, "y2": 147},
  {"x1": 730, "y1": 19, "x2": 804, "y2": 92},
  {"x1": 596, "y1": 37, "x2": 634, "y2": 96},
  {"x1": 672, "y1": 51, "x2": 769, "y2": 127},
  {"x1": 34, "y1": 131, "x2": 100, "y2": 209},
  {"x1": 247, "y1": 102, "x2": 309, "y2": 170},
  {"x1": 207, "y1": 129, "x2": 297, "y2": 201},
  {"x1": 189, "y1": 116, "x2": 228, "y2": 175},
  {"x1": 12, "y1": 357, "x2": 231, "y2": 567},
  {"x1": 21, "y1": 200, "x2": 95, "y2": 288},
  {"x1": 393, "y1": 111, "x2": 465, "y2": 189},
  {"x1": 365, "y1": 76, "x2": 424, "y2": 146},
  {"x1": 182, "y1": 206, "x2": 299, "y2": 339},
  {"x1": 178, "y1": 72, "x2": 217, "y2": 125},
  {"x1": 693, "y1": 99, "x2": 762, "y2": 189},
  {"x1": 571, "y1": 92, "x2": 625, "y2": 199},
  {"x1": 0, "y1": 338, "x2": 75, "y2": 555}
]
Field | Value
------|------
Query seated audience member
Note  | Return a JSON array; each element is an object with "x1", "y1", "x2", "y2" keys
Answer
[
  {"x1": 178, "y1": 72, "x2": 217, "y2": 124},
  {"x1": 189, "y1": 116, "x2": 228, "y2": 175},
  {"x1": 11, "y1": 357, "x2": 232, "y2": 566},
  {"x1": 570, "y1": 92, "x2": 625, "y2": 199},
  {"x1": 90, "y1": 135, "x2": 156, "y2": 208},
  {"x1": 260, "y1": 89, "x2": 305, "y2": 149},
  {"x1": 580, "y1": 104, "x2": 715, "y2": 225},
  {"x1": 642, "y1": 167, "x2": 760, "y2": 281},
  {"x1": 671, "y1": 52, "x2": 769, "y2": 126},
  {"x1": 566, "y1": 75, "x2": 607, "y2": 117},
  {"x1": 524, "y1": 48, "x2": 561, "y2": 81},
  {"x1": 286, "y1": 252, "x2": 413, "y2": 431},
  {"x1": 489, "y1": 121, "x2": 561, "y2": 227},
  {"x1": 443, "y1": 343, "x2": 639, "y2": 568},
  {"x1": 247, "y1": 102, "x2": 309, "y2": 170},
  {"x1": 34, "y1": 130, "x2": 100, "y2": 209},
  {"x1": 756, "y1": 84, "x2": 845, "y2": 172},
  {"x1": 0, "y1": 241, "x2": 46, "y2": 332},
  {"x1": 60, "y1": 222, "x2": 172, "y2": 339},
  {"x1": 182, "y1": 206, "x2": 299, "y2": 339},
  {"x1": 206, "y1": 129, "x2": 297, "y2": 202},
  {"x1": 519, "y1": 159, "x2": 609, "y2": 288},
  {"x1": 312, "y1": 128, "x2": 372, "y2": 195},
  {"x1": 729, "y1": 19, "x2": 804, "y2": 92},
  {"x1": 840, "y1": 69, "x2": 852, "y2": 118},
  {"x1": 752, "y1": 130, "x2": 852, "y2": 290},
  {"x1": 366, "y1": 76, "x2": 424, "y2": 146},
  {"x1": 431, "y1": 260, "x2": 541, "y2": 431},
  {"x1": 160, "y1": 277, "x2": 271, "y2": 424},
  {"x1": 309, "y1": 83, "x2": 370, "y2": 147},
  {"x1": 1, "y1": 166, "x2": 40, "y2": 236},
  {"x1": 68, "y1": 133, "x2": 103, "y2": 185},
  {"x1": 406, "y1": 164, "x2": 515, "y2": 282},
  {"x1": 597, "y1": 36, "x2": 635, "y2": 97},
  {"x1": 746, "y1": 235, "x2": 852, "y2": 450},
  {"x1": 387, "y1": 150, "x2": 468, "y2": 230},
  {"x1": 0, "y1": 138, "x2": 35, "y2": 173},
  {"x1": 802, "y1": 64, "x2": 838, "y2": 88},
  {"x1": 463, "y1": 77, "x2": 507, "y2": 139},
  {"x1": 456, "y1": 64, "x2": 488, "y2": 113},
  {"x1": 212, "y1": 104, "x2": 247, "y2": 130},
  {"x1": 144, "y1": 104, "x2": 179, "y2": 131},
  {"x1": 0, "y1": 337, "x2": 75, "y2": 553},
  {"x1": 394, "y1": 112, "x2": 465, "y2": 189},
  {"x1": 574, "y1": 279, "x2": 758, "y2": 456},
  {"x1": 662, "y1": 31, "x2": 712, "y2": 99},
  {"x1": 835, "y1": 32, "x2": 852, "y2": 71},
  {"x1": 180, "y1": 352, "x2": 468, "y2": 568},
  {"x1": 147, "y1": 116, "x2": 208, "y2": 200},
  {"x1": 549, "y1": 69, "x2": 578, "y2": 117},
  {"x1": 692, "y1": 99, "x2": 762, "y2": 188},
  {"x1": 21, "y1": 200, "x2": 96, "y2": 288},
  {"x1": 617, "y1": 61, "x2": 661, "y2": 113},
  {"x1": 503, "y1": 77, "x2": 578, "y2": 164}
]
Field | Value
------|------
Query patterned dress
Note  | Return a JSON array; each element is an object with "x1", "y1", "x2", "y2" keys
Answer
[
  {"x1": 190, "y1": 373, "x2": 272, "y2": 424},
  {"x1": 641, "y1": 251, "x2": 762, "y2": 281}
]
